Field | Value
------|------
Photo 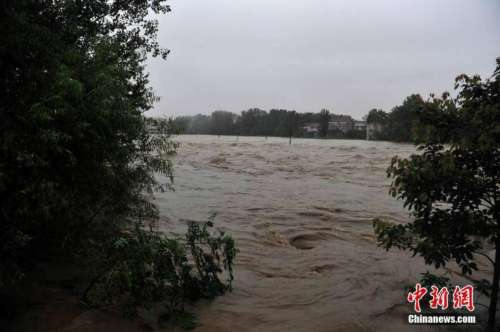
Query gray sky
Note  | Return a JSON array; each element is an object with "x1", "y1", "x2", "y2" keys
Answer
[{"x1": 146, "y1": 0, "x2": 500, "y2": 119}]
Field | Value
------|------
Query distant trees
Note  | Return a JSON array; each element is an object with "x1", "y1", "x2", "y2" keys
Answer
[
  {"x1": 287, "y1": 110, "x2": 298, "y2": 143},
  {"x1": 374, "y1": 59, "x2": 500, "y2": 329},
  {"x1": 366, "y1": 95, "x2": 425, "y2": 142},
  {"x1": 238, "y1": 108, "x2": 268, "y2": 136},
  {"x1": 172, "y1": 116, "x2": 191, "y2": 134},
  {"x1": 171, "y1": 108, "x2": 300, "y2": 137},
  {"x1": 319, "y1": 109, "x2": 330, "y2": 138},
  {"x1": 366, "y1": 108, "x2": 388, "y2": 124},
  {"x1": 168, "y1": 108, "x2": 366, "y2": 139},
  {"x1": 386, "y1": 94, "x2": 424, "y2": 142},
  {"x1": 168, "y1": 98, "x2": 432, "y2": 142},
  {"x1": 189, "y1": 114, "x2": 212, "y2": 134},
  {"x1": 211, "y1": 111, "x2": 235, "y2": 135},
  {"x1": 268, "y1": 109, "x2": 289, "y2": 136},
  {"x1": 268, "y1": 109, "x2": 298, "y2": 137}
]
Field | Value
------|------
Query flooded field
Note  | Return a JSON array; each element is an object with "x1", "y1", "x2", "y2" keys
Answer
[{"x1": 154, "y1": 135, "x2": 487, "y2": 332}]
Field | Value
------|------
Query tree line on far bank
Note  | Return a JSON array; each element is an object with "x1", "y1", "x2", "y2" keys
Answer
[
  {"x1": 166, "y1": 108, "x2": 365, "y2": 139},
  {"x1": 366, "y1": 94, "x2": 427, "y2": 142},
  {"x1": 150, "y1": 93, "x2": 431, "y2": 142}
]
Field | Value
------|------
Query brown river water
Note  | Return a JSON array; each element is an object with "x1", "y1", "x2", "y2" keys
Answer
[{"x1": 154, "y1": 135, "x2": 490, "y2": 332}]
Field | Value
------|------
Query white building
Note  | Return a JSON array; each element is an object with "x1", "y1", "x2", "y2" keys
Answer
[
  {"x1": 366, "y1": 122, "x2": 384, "y2": 140},
  {"x1": 328, "y1": 120, "x2": 366, "y2": 133},
  {"x1": 302, "y1": 123, "x2": 320, "y2": 137}
]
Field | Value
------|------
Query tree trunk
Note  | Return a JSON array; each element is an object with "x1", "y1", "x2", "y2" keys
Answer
[{"x1": 488, "y1": 241, "x2": 500, "y2": 329}]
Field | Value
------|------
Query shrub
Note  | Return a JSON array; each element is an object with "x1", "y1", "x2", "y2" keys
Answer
[{"x1": 83, "y1": 218, "x2": 236, "y2": 328}]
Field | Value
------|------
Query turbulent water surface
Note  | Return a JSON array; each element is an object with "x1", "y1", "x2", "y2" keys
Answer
[{"x1": 154, "y1": 135, "x2": 485, "y2": 332}]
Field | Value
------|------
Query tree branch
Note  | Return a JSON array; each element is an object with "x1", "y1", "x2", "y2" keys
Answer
[{"x1": 476, "y1": 251, "x2": 495, "y2": 266}]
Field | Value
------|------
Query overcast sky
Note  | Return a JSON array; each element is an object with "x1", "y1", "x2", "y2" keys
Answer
[{"x1": 146, "y1": 0, "x2": 500, "y2": 119}]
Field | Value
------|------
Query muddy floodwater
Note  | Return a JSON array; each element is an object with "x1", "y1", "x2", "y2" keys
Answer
[{"x1": 154, "y1": 135, "x2": 488, "y2": 332}]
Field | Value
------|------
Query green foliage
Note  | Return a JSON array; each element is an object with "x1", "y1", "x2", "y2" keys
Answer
[
  {"x1": 0, "y1": 0, "x2": 171, "y2": 292},
  {"x1": 83, "y1": 219, "x2": 236, "y2": 327},
  {"x1": 211, "y1": 111, "x2": 237, "y2": 136},
  {"x1": 474, "y1": 278, "x2": 493, "y2": 298},
  {"x1": 0, "y1": 0, "x2": 214, "y2": 313},
  {"x1": 373, "y1": 218, "x2": 415, "y2": 251},
  {"x1": 387, "y1": 94, "x2": 424, "y2": 142},
  {"x1": 418, "y1": 271, "x2": 451, "y2": 289},
  {"x1": 237, "y1": 108, "x2": 270, "y2": 136},
  {"x1": 366, "y1": 108, "x2": 388, "y2": 124},
  {"x1": 366, "y1": 95, "x2": 425, "y2": 142},
  {"x1": 0, "y1": 1, "x2": 237, "y2": 328},
  {"x1": 374, "y1": 58, "x2": 500, "y2": 327},
  {"x1": 167, "y1": 310, "x2": 197, "y2": 330},
  {"x1": 185, "y1": 218, "x2": 237, "y2": 294}
]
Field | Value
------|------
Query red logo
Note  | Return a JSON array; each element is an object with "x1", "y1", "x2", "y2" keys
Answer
[
  {"x1": 407, "y1": 284, "x2": 474, "y2": 312},
  {"x1": 452, "y1": 285, "x2": 474, "y2": 312},
  {"x1": 407, "y1": 283, "x2": 427, "y2": 312},
  {"x1": 429, "y1": 286, "x2": 449, "y2": 310}
]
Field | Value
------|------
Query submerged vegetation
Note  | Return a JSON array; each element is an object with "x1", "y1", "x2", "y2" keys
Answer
[
  {"x1": 84, "y1": 218, "x2": 236, "y2": 329},
  {"x1": 0, "y1": 0, "x2": 235, "y2": 328},
  {"x1": 374, "y1": 58, "x2": 500, "y2": 329}
]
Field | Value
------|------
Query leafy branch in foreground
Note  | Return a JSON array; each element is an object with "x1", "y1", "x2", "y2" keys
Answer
[
  {"x1": 1, "y1": 0, "x2": 172, "y2": 291},
  {"x1": 1, "y1": 2, "x2": 238, "y2": 330},
  {"x1": 374, "y1": 57, "x2": 500, "y2": 329},
  {"x1": 83, "y1": 218, "x2": 236, "y2": 329}
]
